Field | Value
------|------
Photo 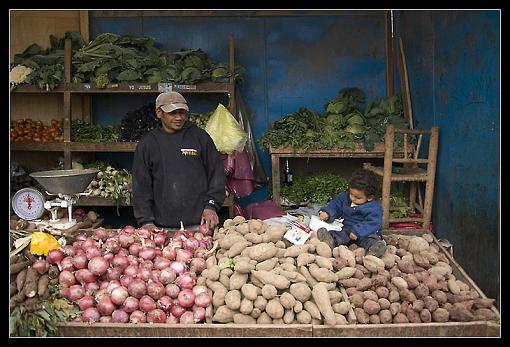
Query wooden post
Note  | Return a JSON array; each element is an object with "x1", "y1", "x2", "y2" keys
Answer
[
  {"x1": 381, "y1": 124, "x2": 395, "y2": 229},
  {"x1": 228, "y1": 33, "x2": 236, "y2": 116},
  {"x1": 422, "y1": 126, "x2": 439, "y2": 229},
  {"x1": 63, "y1": 39, "x2": 72, "y2": 169},
  {"x1": 271, "y1": 153, "x2": 281, "y2": 206}
]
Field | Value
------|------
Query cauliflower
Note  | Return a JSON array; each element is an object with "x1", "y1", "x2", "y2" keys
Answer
[{"x1": 10, "y1": 65, "x2": 32, "y2": 86}]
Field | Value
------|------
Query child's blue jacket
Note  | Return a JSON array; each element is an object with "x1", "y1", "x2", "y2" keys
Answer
[{"x1": 319, "y1": 192, "x2": 383, "y2": 240}]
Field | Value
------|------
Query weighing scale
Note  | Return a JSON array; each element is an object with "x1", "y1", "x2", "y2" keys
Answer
[{"x1": 11, "y1": 169, "x2": 99, "y2": 230}]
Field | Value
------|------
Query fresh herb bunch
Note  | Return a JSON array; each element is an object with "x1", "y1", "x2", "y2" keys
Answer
[
  {"x1": 70, "y1": 119, "x2": 120, "y2": 142},
  {"x1": 9, "y1": 297, "x2": 81, "y2": 337},
  {"x1": 118, "y1": 102, "x2": 160, "y2": 142},
  {"x1": 390, "y1": 191, "x2": 414, "y2": 218},
  {"x1": 280, "y1": 172, "x2": 349, "y2": 205}
]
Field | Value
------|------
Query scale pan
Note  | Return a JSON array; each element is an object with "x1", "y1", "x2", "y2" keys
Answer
[{"x1": 30, "y1": 169, "x2": 99, "y2": 195}]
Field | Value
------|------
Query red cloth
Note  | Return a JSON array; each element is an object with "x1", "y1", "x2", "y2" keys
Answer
[{"x1": 223, "y1": 150, "x2": 254, "y2": 199}]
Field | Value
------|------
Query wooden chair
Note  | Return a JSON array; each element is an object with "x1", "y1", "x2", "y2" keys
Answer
[{"x1": 363, "y1": 124, "x2": 439, "y2": 229}]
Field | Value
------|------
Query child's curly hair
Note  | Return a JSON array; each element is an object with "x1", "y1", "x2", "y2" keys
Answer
[{"x1": 348, "y1": 169, "x2": 379, "y2": 197}]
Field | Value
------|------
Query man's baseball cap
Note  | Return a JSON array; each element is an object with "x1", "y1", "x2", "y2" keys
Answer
[{"x1": 155, "y1": 91, "x2": 189, "y2": 113}]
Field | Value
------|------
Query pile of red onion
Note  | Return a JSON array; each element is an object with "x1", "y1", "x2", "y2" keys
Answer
[{"x1": 53, "y1": 225, "x2": 214, "y2": 324}]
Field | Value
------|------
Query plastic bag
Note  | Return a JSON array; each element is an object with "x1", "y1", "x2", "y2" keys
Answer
[
  {"x1": 30, "y1": 232, "x2": 60, "y2": 256},
  {"x1": 205, "y1": 103, "x2": 247, "y2": 154}
]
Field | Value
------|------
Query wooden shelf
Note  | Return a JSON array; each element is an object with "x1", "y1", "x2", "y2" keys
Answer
[
  {"x1": 11, "y1": 84, "x2": 66, "y2": 93},
  {"x1": 76, "y1": 195, "x2": 234, "y2": 208},
  {"x1": 10, "y1": 141, "x2": 67, "y2": 151},
  {"x1": 70, "y1": 142, "x2": 138, "y2": 152}
]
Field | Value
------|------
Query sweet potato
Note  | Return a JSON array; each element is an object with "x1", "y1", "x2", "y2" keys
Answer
[
  {"x1": 408, "y1": 237, "x2": 430, "y2": 253},
  {"x1": 473, "y1": 298, "x2": 496, "y2": 309},
  {"x1": 375, "y1": 286, "x2": 389, "y2": 299},
  {"x1": 336, "y1": 313, "x2": 349, "y2": 325},
  {"x1": 388, "y1": 290, "x2": 400, "y2": 303},
  {"x1": 16, "y1": 269, "x2": 27, "y2": 293},
  {"x1": 244, "y1": 233, "x2": 263, "y2": 244},
  {"x1": 225, "y1": 290, "x2": 241, "y2": 310},
  {"x1": 228, "y1": 241, "x2": 251, "y2": 258},
  {"x1": 299, "y1": 266, "x2": 318, "y2": 288},
  {"x1": 249, "y1": 243, "x2": 278, "y2": 262},
  {"x1": 303, "y1": 300, "x2": 322, "y2": 320},
  {"x1": 389, "y1": 302, "x2": 401, "y2": 316},
  {"x1": 473, "y1": 308, "x2": 498, "y2": 321},
  {"x1": 349, "y1": 293, "x2": 364, "y2": 308},
  {"x1": 377, "y1": 298, "x2": 390, "y2": 310},
  {"x1": 239, "y1": 298, "x2": 254, "y2": 315},
  {"x1": 257, "y1": 312, "x2": 273, "y2": 324},
  {"x1": 356, "y1": 277, "x2": 373, "y2": 291},
  {"x1": 309, "y1": 267, "x2": 337, "y2": 283},
  {"x1": 289, "y1": 283, "x2": 312, "y2": 302},
  {"x1": 336, "y1": 266, "x2": 357, "y2": 280},
  {"x1": 233, "y1": 313, "x2": 256, "y2": 324},
  {"x1": 447, "y1": 277, "x2": 461, "y2": 295},
  {"x1": 332, "y1": 257, "x2": 349, "y2": 271},
  {"x1": 261, "y1": 284, "x2": 278, "y2": 300},
  {"x1": 315, "y1": 242, "x2": 332, "y2": 258},
  {"x1": 339, "y1": 278, "x2": 360, "y2": 288},
  {"x1": 379, "y1": 309, "x2": 393, "y2": 323},
  {"x1": 449, "y1": 307, "x2": 474, "y2": 322},
  {"x1": 213, "y1": 306, "x2": 235, "y2": 323},
  {"x1": 354, "y1": 308, "x2": 370, "y2": 324},
  {"x1": 10, "y1": 283, "x2": 18, "y2": 297},
  {"x1": 391, "y1": 276, "x2": 408, "y2": 290},
  {"x1": 328, "y1": 290, "x2": 343, "y2": 304},
  {"x1": 362, "y1": 290, "x2": 378, "y2": 302},
  {"x1": 315, "y1": 256, "x2": 333, "y2": 270},
  {"x1": 283, "y1": 244, "x2": 309, "y2": 258},
  {"x1": 369, "y1": 314, "x2": 381, "y2": 324},
  {"x1": 293, "y1": 300, "x2": 303, "y2": 313},
  {"x1": 254, "y1": 295, "x2": 268, "y2": 311},
  {"x1": 296, "y1": 310, "x2": 312, "y2": 324},
  {"x1": 353, "y1": 248, "x2": 366, "y2": 265},
  {"x1": 37, "y1": 274, "x2": 50, "y2": 297},
  {"x1": 337, "y1": 246, "x2": 356, "y2": 267},
  {"x1": 212, "y1": 287, "x2": 228, "y2": 307},
  {"x1": 332, "y1": 302, "x2": 350, "y2": 315},
  {"x1": 10, "y1": 260, "x2": 31, "y2": 275},
  {"x1": 255, "y1": 257, "x2": 279, "y2": 271},
  {"x1": 406, "y1": 309, "x2": 422, "y2": 323},
  {"x1": 432, "y1": 308, "x2": 449, "y2": 322},
  {"x1": 363, "y1": 299, "x2": 381, "y2": 315},
  {"x1": 280, "y1": 292, "x2": 296, "y2": 310},
  {"x1": 219, "y1": 234, "x2": 246, "y2": 250}
]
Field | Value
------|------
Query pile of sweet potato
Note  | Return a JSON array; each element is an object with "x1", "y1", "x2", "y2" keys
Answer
[{"x1": 199, "y1": 217, "x2": 498, "y2": 325}]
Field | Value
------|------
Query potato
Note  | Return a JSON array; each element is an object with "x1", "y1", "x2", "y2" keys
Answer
[
  {"x1": 413, "y1": 252, "x2": 431, "y2": 269},
  {"x1": 408, "y1": 237, "x2": 430, "y2": 253},
  {"x1": 235, "y1": 223, "x2": 250, "y2": 236},
  {"x1": 473, "y1": 308, "x2": 498, "y2": 321},
  {"x1": 397, "y1": 259, "x2": 415, "y2": 274},
  {"x1": 420, "y1": 308, "x2": 432, "y2": 322},
  {"x1": 363, "y1": 290, "x2": 379, "y2": 302},
  {"x1": 354, "y1": 308, "x2": 370, "y2": 324},
  {"x1": 266, "y1": 298, "x2": 285, "y2": 319},
  {"x1": 335, "y1": 313, "x2": 349, "y2": 325},
  {"x1": 332, "y1": 257, "x2": 349, "y2": 271},
  {"x1": 381, "y1": 253, "x2": 396, "y2": 269},
  {"x1": 377, "y1": 298, "x2": 390, "y2": 310},
  {"x1": 241, "y1": 283, "x2": 259, "y2": 301},
  {"x1": 356, "y1": 277, "x2": 373, "y2": 291},
  {"x1": 432, "y1": 290, "x2": 448, "y2": 304},
  {"x1": 447, "y1": 277, "x2": 461, "y2": 295},
  {"x1": 404, "y1": 273, "x2": 419, "y2": 289},
  {"x1": 244, "y1": 233, "x2": 263, "y2": 244},
  {"x1": 289, "y1": 282, "x2": 312, "y2": 302},
  {"x1": 299, "y1": 266, "x2": 318, "y2": 288},
  {"x1": 254, "y1": 295, "x2": 268, "y2": 311},
  {"x1": 473, "y1": 298, "x2": 496, "y2": 309},
  {"x1": 332, "y1": 301, "x2": 350, "y2": 315},
  {"x1": 432, "y1": 308, "x2": 449, "y2": 322},
  {"x1": 255, "y1": 257, "x2": 279, "y2": 272},
  {"x1": 229, "y1": 272, "x2": 248, "y2": 290},
  {"x1": 337, "y1": 246, "x2": 356, "y2": 267},
  {"x1": 250, "y1": 243, "x2": 278, "y2": 262},
  {"x1": 257, "y1": 312, "x2": 273, "y2": 324},
  {"x1": 315, "y1": 256, "x2": 333, "y2": 270},
  {"x1": 353, "y1": 247, "x2": 366, "y2": 264},
  {"x1": 315, "y1": 242, "x2": 332, "y2": 258},
  {"x1": 362, "y1": 255, "x2": 385, "y2": 273},
  {"x1": 228, "y1": 241, "x2": 251, "y2": 258},
  {"x1": 328, "y1": 290, "x2": 343, "y2": 304},
  {"x1": 375, "y1": 286, "x2": 389, "y2": 299},
  {"x1": 293, "y1": 300, "x2": 303, "y2": 313},
  {"x1": 239, "y1": 298, "x2": 254, "y2": 315},
  {"x1": 304, "y1": 301, "x2": 322, "y2": 320},
  {"x1": 251, "y1": 270, "x2": 290, "y2": 289},
  {"x1": 406, "y1": 309, "x2": 422, "y2": 323},
  {"x1": 423, "y1": 296, "x2": 439, "y2": 312},
  {"x1": 250, "y1": 307, "x2": 262, "y2": 319},
  {"x1": 412, "y1": 299, "x2": 425, "y2": 312},
  {"x1": 233, "y1": 313, "x2": 256, "y2": 324},
  {"x1": 280, "y1": 263, "x2": 297, "y2": 273},
  {"x1": 379, "y1": 309, "x2": 393, "y2": 323},
  {"x1": 219, "y1": 234, "x2": 246, "y2": 250},
  {"x1": 391, "y1": 276, "x2": 408, "y2": 290},
  {"x1": 449, "y1": 307, "x2": 474, "y2": 322},
  {"x1": 389, "y1": 302, "x2": 401, "y2": 316},
  {"x1": 261, "y1": 284, "x2": 278, "y2": 300},
  {"x1": 266, "y1": 224, "x2": 287, "y2": 242},
  {"x1": 363, "y1": 299, "x2": 381, "y2": 315},
  {"x1": 212, "y1": 306, "x2": 235, "y2": 323},
  {"x1": 336, "y1": 266, "x2": 357, "y2": 280},
  {"x1": 225, "y1": 290, "x2": 242, "y2": 310},
  {"x1": 295, "y1": 253, "x2": 315, "y2": 267},
  {"x1": 309, "y1": 267, "x2": 337, "y2": 283},
  {"x1": 339, "y1": 278, "x2": 360, "y2": 288},
  {"x1": 349, "y1": 293, "x2": 364, "y2": 308},
  {"x1": 296, "y1": 310, "x2": 312, "y2": 324},
  {"x1": 393, "y1": 313, "x2": 409, "y2": 323},
  {"x1": 369, "y1": 314, "x2": 380, "y2": 324},
  {"x1": 387, "y1": 289, "x2": 400, "y2": 303},
  {"x1": 414, "y1": 283, "x2": 430, "y2": 299}
]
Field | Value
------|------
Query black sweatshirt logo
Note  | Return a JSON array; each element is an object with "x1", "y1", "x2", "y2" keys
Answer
[{"x1": 181, "y1": 148, "x2": 198, "y2": 157}]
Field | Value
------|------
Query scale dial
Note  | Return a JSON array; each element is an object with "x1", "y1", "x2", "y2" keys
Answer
[{"x1": 11, "y1": 188, "x2": 45, "y2": 220}]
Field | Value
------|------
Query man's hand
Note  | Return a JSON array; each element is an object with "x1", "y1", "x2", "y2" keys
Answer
[
  {"x1": 201, "y1": 208, "x2": 219, "y2": 231},
  {"x1": 319, "y1": 211, "x2": 329, "y2": 221},
  {"x1": 349, "y1": 231, "x2": 358, "y2": 241}
]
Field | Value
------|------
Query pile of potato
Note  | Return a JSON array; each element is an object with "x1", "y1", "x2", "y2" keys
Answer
[{"x1": 199, "y1": 217, "x2": 498, "y2": 325}]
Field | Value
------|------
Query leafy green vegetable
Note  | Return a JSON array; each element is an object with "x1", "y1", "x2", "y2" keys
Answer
[
  {"x1": 280, "y1": 172, "x2": 349, "y2": 205},
  {"x1": 70, "y1": 120, "x2": 119, "y2": 142},
  {"x1": 390, "y1": 191, "x2": 413, "y2": 218}
]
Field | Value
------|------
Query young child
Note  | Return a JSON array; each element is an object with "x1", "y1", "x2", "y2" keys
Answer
[{"x1": 317, "y1": 168, "x2": 386, "y2": 257}]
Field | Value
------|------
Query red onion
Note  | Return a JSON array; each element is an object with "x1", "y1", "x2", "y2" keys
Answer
[
  {"x1": 175, "y1": 272, "x2": 195, "y2": 290},
  {"x1": 139, "y1": 260, "x2": 154, "y2": 270},
  {"x1": 77, "y1": 295, "x2": 95, "y2": 311},
  {"x1": 106, "y1": 280, "x2": 121, "y2": 294},
  {"x1": 72, "y1": 254, "x2": 88, "y2": 270},
  {"x1": 46, "y1": 249, "x2": 64, "y2": 265},
  {"x1": 59, "y1": 256, "x2": 75, "y2": 272},
  {"x1": 159, "y1": 268, "x2": 177, "y2": 285},
  {"x1": 118, "y1": 233, "x2": 135, "y2": 248},
  {"x1": 120, "y1": 274, "x2": 135, "y2": 288},
  {"x1": 138, "y1": 268, "x2": 152, "y2": 282},
  {"x1": 194, "y1": 247, "x2": 208, "y2": 259},
  {"x1": 58, "y1": 270, "x2": 76, "y2": 287},
  {"x1": 176, "y1": 249, "x2": 193, "y2": 264},
  {"x1": 106, "y1": 266, "x2": 123, "y2": 281},
  {"x1": 67, "y1": 284, "x2": 85, "y2": 302},
  {"x1": 199, "y1": 223, "x2": 209, "y2": 235},
  {"x1": 192, "y1": 305, "x2": 206, "y2": 322},
  {"x1": 169, "y1": 261, "x2": 186, "y2": 275},
  {"x1": 194, "y1": 292, "x2": 212, "y2": 308},
  {"x1": 177, "y1": 289, "x2": 196, "y2": 308},
  {"x1": 122, "y1": 296, "x2": 139, "y2": 313},
  {"x1": 94, "y1": 288, "x2": 109, "y2": 302},
  {"x1": 166, "y1": 314, "x2": 179, "y2": 324},
  {"x1": 104, "y1": 239, "x2": 121, "y2": 254},
  {"x1": 32, "y1": 259, "x2": 49, "y2": 275},
  {"x1": 97, "y1": 296, "x2": 116, "y2": 316},
  {"x1": 168, "y1": 239, "x2": 183, "y2": 250},
  {"x1": 63, "y1": 245, "x2": 76, "y2": 257},
  {"x1": 153, "y1": 232, "x2": 168, "y2": 247},
  {"x1": 84, "y1": 282, "x2": 100, "y2": 296},
  {"x1": 198, "y1": 240, "x2": 208, "y2": 249},
  {"x1": 156, "y1": 295, "x2": 173, "y2": 312},
  {"x1": 82, "y1": 307, "x2": 101, "y2": 323},
  {"x1": 150, "y1": 269, "x2": 161, "y2": 283},
  {"x1": 99, "y1": 281, "x2": 109, "y2": 290},
  {"x1": 136, "y1": 227, "x2": 152, "y2": 239},
  {"x1": 170, "y1": 304, "x2": 186, "y2": 318},
  {"x1": 192, "y1": 285, "x2": 208, "y2": 297},
  {"x1": 165, "y1": 283, "x2": 180, "y2": 299},
  {"x1": 147, "y1": 282, "x2": 165, "y2": 300},
  {"x1": 129, "y1": 310, "x2": 146, "y2": 323},
  {"x1": 139, "y1": 247, "x2": 157, "y2": 261},
  {"x1": 111, "y1": 255, "x2": 130, "y2": 270},
  {"x1": 121, "y1": 225, "x2": 136, "y2": 234},
  {"x1": 72, "y1": 316, "x2": 83, "y2": 322},
  {"x1": 103, "y1": 252, "x2": 114, "y2": 262},
  {"x1": 154, "y1": 256, "x2": 171, "y2": 270},
  {"x1": 87, "y1": 256, "x2": 108, "y2": 276},
  {"x1": 139, "y1": 295, "x2": 156, "y2": 313},
  {"x1": 183, "y1": 237, "x2": 200, "y2": 252},
  {"x1": 179, "y1": 311, "x2": 195, "y2": 324},
  {"x1": 99, "y1": 316, "x2": 112, "y2": 323},
  {"x1": 189, "y1": 257, "x2": 207, "y2": 274},
  {"x1": 162, "y1": 246, "x2": 177, "y2": 260},
  {"x1": 126, "y1": 254, "x2": 139, "y2": 265},
  {"x1": 81, "y1": 237, "x2": 98, "y2": 250},
  {"x1": 112, "y1": 309, "x2": 130, "y2": 323},
  {"x1": 124, "y1": 264, "x2": 139, "y2": 277},
  {"x1": 183, "y1": 230, "x2": 194, "y2": 238},
  {"x1": 117, "y1": 248, "x2": 129, "y2": 257},
  {"x1": 143, "y1": 239, "x2": 156, "y2": 248},
  {"x1": 146, "y1": 309, "x2": 166, "y2": 323},
  {"x1": 59, "y1": 287, "x2": 70, "y2": 298},
  {"x1": 172, "y1": 230, "x2": 186, "y2": 241},
  {"x1": 74, "y1": 269, "x2": 97, "y2": 284},
  {"x1": 110, "y1": 286, "x2": 129, "y2": 305},
  {"x1": 85, "y1": 247, "x2": 102, "y2": 260},
  {"x1": 92, "y1": 227, "x2": 109, "y2": 241},
  {"x1": 128, "y1": 279, "x2": 147, "y2": 299},
  {"x1": 129, "y1": 243, "x2": 142, "y2": 256},
  {"x1": 75, "y1": 233, "x2": 88, "y2": 242}
]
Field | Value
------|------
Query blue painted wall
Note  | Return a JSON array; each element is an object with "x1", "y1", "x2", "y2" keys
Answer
[
  {"x1": 397, "y1": 10, "x2": 500, "y2": 303},
  {"x1": 89, "y1": 12, "x2": 388, "y2": 205}
]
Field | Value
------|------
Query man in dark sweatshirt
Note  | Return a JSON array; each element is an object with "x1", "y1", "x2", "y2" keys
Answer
[{"x1": 132, "y1": 91, "x2": 225, "y2": 232}]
